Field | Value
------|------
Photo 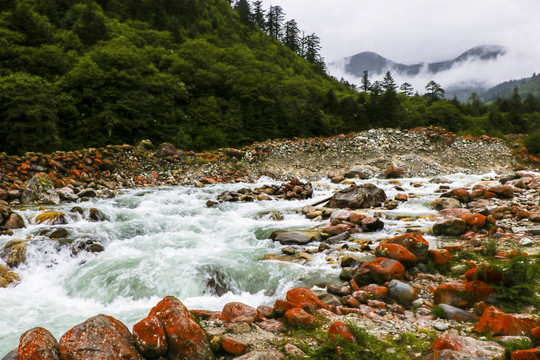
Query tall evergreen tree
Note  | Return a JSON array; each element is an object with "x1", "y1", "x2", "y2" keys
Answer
[
  {"x1": 361, "y1": 71, "x2": 370, "y2": 92},
  {"x1": 425, "y1": 80, "x2": 445, "y2": 103},
  {"x1": 251, "y1": 0, "x2": 266, "y2": 29},
  {"x1": 302, "y1": 33, "x2": 321, "y2": 64},
  {"x1": 233, "y1": 0, "x2": 251, "y2": 25},
  {"x1": 266, "y1": 5, "x2": 284, "y2": 40},
  {"x1": 399, "y1": 82, "x2": 413, "y2": 97},
  {"x1": 283, "y1": 19, "x2": 300, "y2": 53}
]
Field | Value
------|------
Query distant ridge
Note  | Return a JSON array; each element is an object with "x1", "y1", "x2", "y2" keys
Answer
[{"x1": 331, "y1": 44, "x2": 507, "y2": 77}]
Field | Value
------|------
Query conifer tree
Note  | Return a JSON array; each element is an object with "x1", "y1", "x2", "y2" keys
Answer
[
  {"x1": 283, "y1": 19, "x2": 300, "y2": 53},
  {"x1": 233, "y1": 0, "x2": 251, "y2": 25},
  {"x1": 361, "y1": 71, "x2": 370, "y2": 92},
  {"x1": 399, "y1": 82, "x2": 413, "y2": 97},
  {"x1": 266, "y1": 5, "x2": 285, "y2": 40},
  {"x1": 251, "y1": 0, "x2": 266, "y2": 29}
]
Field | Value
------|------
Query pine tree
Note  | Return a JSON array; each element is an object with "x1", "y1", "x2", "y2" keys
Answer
[
  {"x1": 233, "y1": 0, "x2": 251, "y2": 25},
  {"x1": 361, "y1": 71, "x2": 370, "y2": 92},
  {"x1": 303, "y1": 33, "x2": 321, "y2": 64},
  {"x1": 266, "y1": 5, "x2": 284, "y2": 40},
  {"x1": 425, "y1": 80, "x2": 445, "y2": 103},
  {"x1": 251, "y1": 0, "x2": 266, "y2": 30},
  {"x1": 399, "y1": 82, "x2": 413, "y2": 97},
  {"x1": 283, "y1": 19, "x2": 300, "y2": 53}
]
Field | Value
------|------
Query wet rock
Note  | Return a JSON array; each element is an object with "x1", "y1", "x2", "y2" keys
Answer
[
  {"x1": 18, "y1": 327, "x2": 61, "y2": 360},
  {"x1": 475, "y1": 306, "x2": 539, "y2": 336},
  {"x1": 361, "y1": 217, "x2": 384, "y2": 232},
  {"x1": 49, "y1": 228, "x2": 69, "y2": 239},
  {"x1": 375, "y1": 243, "x2": 417, "y2": 268},
  {"x1": 388, "y1": 279, "x2": 418, "y2": 308},
  {"x1": 284, "y1": 308, "x2": 316, "y2": 328},
  {"x1": 367, "y1": 257, "x2": 405, "y2": 284},
  {"x1": 222, "y1": 302, "x2": 257, "y2": 323},
  {"x1": 59, "y1": 314, "x2": 143, "y2": 360},
  {"x1": 428, "y1": 334, "x2": 505, "y2": 360},
  {"x1": 21, "y1": 173, "x2": 60, "y2": 205},
  {"x1": 88, "y1": 208, "x2": 105, "y2": 222},
  {"x1": 441, "y1": 188, "x2": 471, "y2": 203},
  {"x1": 1, "y1": 349, "x2": 17, "y2": 360},
  {"x1": 438, "y1": 304, "x2": 479, "y2": 323},
  {"x1": 132, "y1": 315, "x2": 167, "y2": 359},
  {"x1": 149, "y1": 296, "x2": 214, "y2": 360},
  {"x1": 327, "y1": 184, "x2": 386, "y2": 209},
  {"x1": 286, "y1": 287, "x2": 329, "y2": 314},
  {"x1": 0, "y1": 264, "x2": 20, "y2": 288},
  {"x1": 269, "y1": 230, "x2": 323, "y2": 245},
  {"x1": 71, "y1": 238, "x2": 105, "y2": 254},
  {"x1": 433, "y1": 218, "x2": 467, "y2": 236},
  {"x1": 256, "y1": 305, "x2": 275, "y2": 319},
  {"x1": 461, "y1": 213, "x2": 487, "y2": 228},
  {"x1": 1, "y1": 240, "x2": 27, "y2": 268},
  {"x1": 78, "y1": 188, "x2": 97, "y2": 199},
  {"x1": 35, "y1": 212, "x2": 67, "y2": 225},
  {"x1": 4, "y1": 212, "x2": 25, "y2": 229},
  {"x1": 430, "y1": 197, "x2": 462, "y2": 211},
  {"x1": 328, "y1": 321, "x2": 356, "y2": 343},
  {"x1": 360, "y1": 284, "x2": 390, "y2": 301},
  {"x1": 327, "y1": 284, "x2": 352, "y2": 297},
  {"x1": 382, "y1": 232, "x2": 429, "y2": 262}
]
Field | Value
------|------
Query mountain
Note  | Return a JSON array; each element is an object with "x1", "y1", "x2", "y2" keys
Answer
[
  {"x1": 332, "y1": 45, "x2": 507, "y2": 78},
  {"x1": 0, "y1": 0, "x2": 357, "y2": 155},
  {"x1": 481, "y1": 73, "x2": 540, "y2": 101}
]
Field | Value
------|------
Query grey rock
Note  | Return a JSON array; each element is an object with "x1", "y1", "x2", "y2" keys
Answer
[
  {"x1": 439, "y1": 304, "x2": 479, "y2": 323},
  {"x1": 269, "y1": 230, "x2": 323, "y2": 245},
  {"x1": 430, "y1": 197, "x2": 462, "y2": 211},
  {"x1": 56, "y1": 187, "x2": 78, "y2": 202},
  {"x1": 328, "y1": 184, "x2": 387, "y2": 209},
  {"x1": 78, "y1": 188, "x2": 97, "y2": 198},
  {"x1": 21, "y1": 173, "x2": 60, "y2": 205},
  {"x1": 233, "y1": 350, "x2": 284, "y2": 360},
  {"x1": 433, "y1": 218, "x2": 467, "y2": 236},
  {"x1": 388, "y1": 279, "x2": 418, "y2": 308}
]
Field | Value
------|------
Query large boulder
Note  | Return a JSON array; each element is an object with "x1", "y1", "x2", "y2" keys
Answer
[
  {"x1": 18, "y1": 327, "x2": 61, "y2": 360},
  {"x1": 21, "y1": 173, "x2": 60, "y2": 205},
  {"x1": 222, "y1": 302, "x2": 257, "y2": 323},
  {"x1": 4, "y1": 212, "x2": 26, "y2": 229},
  {"x1": 132, "y1": 315, "x2": 167, "y2": 359},
  {"x1": 433, "y1": 218, "x2": 467, "y2": 236},
  {"x1": 375, "y1": 243, "x2": 417, "y2": 268},
  {"x1": 367, "y1": 257, "x2": 405, "y2": 284},
  {"x1": 382, "y1": 233, "x2": 429, "y2": 262},
  {"x1": 434, "y1": 283, "x2": 468, "y2": 307},
  {"x1": 149, "y1": 296, "x2": 214, "y2": 360},
  {"x1": 269, "y1": 230, "x2": 323, "y2": 245},
  {"x1": 286, "y1": 287, "x2": 329, "y2": 314},
  {"x1": 0, "y1": 264, "x2": 19, "y2": 288},
  {"x1": 327, "y1": 184, "x2": 386, "y2": 209},
  {"x1": 475, "y1": 306, "x2": 539, "y2": 336},
  {"x1": 388, "y1": 279, "x2": 418, "y2": 308},
  {"x1": 59, "y1": 314, "x2": 143, "y2": 360},
  {"x1": 1, "y1": 240, "x2": 27, "y2": 268},
  {"x1": 430, "y1": 197, "x2": 462, "y2": 211}
]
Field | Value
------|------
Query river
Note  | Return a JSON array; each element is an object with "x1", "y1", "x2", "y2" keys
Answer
[{"x1": 0, "y1": 173, "x2": 494, "y2": 352}]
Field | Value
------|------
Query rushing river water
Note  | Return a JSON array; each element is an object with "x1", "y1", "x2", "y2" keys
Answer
[{"x1": 0, "y1": 173, "x2": 496, "y2": 352}]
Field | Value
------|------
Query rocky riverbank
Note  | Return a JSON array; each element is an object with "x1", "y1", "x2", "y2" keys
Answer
[{"x1": 1, "y1": 128, "x2": 539, "y2": 359}]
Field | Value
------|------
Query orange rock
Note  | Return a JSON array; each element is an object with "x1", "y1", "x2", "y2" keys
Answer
[
  {"x1": 464, "y1": 267, "x2": 504, "y2": 284},
  {"x1": 434, "y1": 283, "x2": 468, "y2": 307},
  {"x1": 461, "y1": 213, "x2": 487, "y2": 228},
  {"x1": 149, "y1": 296, "x2": 214, "y2": 360},
  {"x1": 383, "y1": 232, "x2": 429, "y2": 262},
  {"x1": 360, "y1": 284, "x2": 390, "y2": 300},
  {"x1": 222, "y1": 302, "x2": 257, "y2": 323},
  {"x1": 18, "y1": 327, "x2": 60, "y2": 360},
  {"x1": 375, "y1": 243, "x2": 417, "y2": 268},
  {"x1": 328, "y1": 322, "x2": 356, "y2": 343},
  {"x1": 367, "y1": 257, "x2": 405, "y2": 284},
  {"x1": 465, "y1": 281, "x2": 497, "y2": 302},
  {"x1": 286, "y1": 287, "x2": 328, "y2": 314},
  {"x1": 132, "y1": 315, "x2": 167, "y2": 359},
  {"x1": 429, "y1": 333, "x2": 504, "y2": 359},
  {"x1": 221, "y1": 335, "x2": 248, "y2": 355},
  {"x1": 273, "y1": 299, "x2": 298, "y2": 317},
  {"x1": 284, "y1": 308, "x2": 317, "y2": 328},
  {"x1": 511, "y1": 347, "x2": 540, "y2": 360},
  {"x1": 428, "y1": 249, "x2": 452, "y2": 265},
  {"x1": 475, "y1": 306, "x2": 540, "y2": 336}
]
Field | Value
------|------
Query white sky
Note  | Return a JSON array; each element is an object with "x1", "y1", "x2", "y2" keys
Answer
[{"x1": 259, "y1": 0, "x2": 540, "y2": 88}]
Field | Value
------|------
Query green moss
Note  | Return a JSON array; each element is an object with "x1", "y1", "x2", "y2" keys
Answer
[{"x1": 430, "y1": 305, "x2": 447, "y2": 319}]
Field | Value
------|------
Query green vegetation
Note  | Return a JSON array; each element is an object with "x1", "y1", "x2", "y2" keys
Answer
[
  {"x1": 430, "y1": 305, "x2": 447, "y2": 320},
  {"x1": 524, "y1": 131, "x2": 540, "y2": 155},
  {"x1": 0, "y1": 0, "x2": 538, "y2": 156},
  {"x1": 288, "y1": 322, "x2": 436, "y2": 359}
]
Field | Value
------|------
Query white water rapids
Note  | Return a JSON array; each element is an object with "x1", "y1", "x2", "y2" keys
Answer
[{"x1": 0, "y1": 173, "x2": 497, "y2": 352}]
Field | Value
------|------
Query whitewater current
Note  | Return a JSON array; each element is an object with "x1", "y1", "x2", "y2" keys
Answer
[{"x1": 0, "y1": 173, "x2": 495, "y2": 352}]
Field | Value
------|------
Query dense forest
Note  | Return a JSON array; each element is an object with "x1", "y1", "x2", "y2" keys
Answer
[{"x1": 0, "y1": 0, "x2": 539, "y2": 156}]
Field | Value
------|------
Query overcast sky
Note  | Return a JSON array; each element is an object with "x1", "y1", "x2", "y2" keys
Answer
[{"x1": 259, "y1": 0, "x2": 540, "y2": 88}]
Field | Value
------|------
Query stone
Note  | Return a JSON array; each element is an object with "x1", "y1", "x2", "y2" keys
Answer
[
  {"x1": 21, "y1": 173, "x2": 60, "y2": 205},
  {"x1": 286, "y1": 287, "x2": 329, "y2": 314},
  {"x1": 430, "y1": 198, "x2": 462, "y2": 211},
  {"x1": 360, "y1": 284, "x2": 390, "y2": 301},
  {"x1": 269, "y1": 230, "x2": 322, "y2": 245},
  {"x1": 511, "y1": 347, "x2": 540, "y2": 360},
  {"x1": 149, "y1": 296, "x2": 214, "y2": 360},
  {"x1": 428, "y1": 249, "x2": 452, "y2": 265},
  {"x1": 256, "y1": 319, "x2": 284, "y2": 334},
  {"x1": 434, "y1": 283, "x2": 468, "y2": 307},
  {"x1": 388, "y1": 279, "x2": 418, "y2": 308},
  {"x1": 328, "y1": 321, "x2": 356, "y2": 343},
  {"x1": 56, "y1": 187, "x2": 78, "y2": 202},
  {"x1": 49, "y1": 228, "x2": 69, "y2": 239},
  {"x1": 375, "y1": 243, "x2": 417, "y2": 268},
  {"x1": 327, "y1": 184, "x2": 386, "y2": 209},
  {"x1": 433, "y1": 218, "x2": 467, "y2": 236},
  {"x1": 2, "y1": 240, "x2": 27, "y2": 268},
  {"x1": 465, "y1": 281, "x2": 497, "y2": 302},
  {"x1": 59, "y1": 314, "x2": 143, "y2": 360},
  {"x1": 222, "y1": 302, "x2": 257, "y2": 323},
  {"x1": 429, "y1": 334, "x2": 505, "y2": 360},
  {"x1": 78, "y1": 189, "x2": 97, "y2": 198},
  {"x1": 257, "y1": 305, "x2": 275, "y2": 319},
  {"x1": 222, "y1": 336, "x2": 248, "y2": 356},
  {"x1": 18, "y1": 327, "x2": 61, "y2": 360},
  {"x1": 461, "y1": 213, "x2": 487, "y2": 228},
  {"x1": 489, "y1": 185, "x2": 514, "y2": 198},
  {"x1": 360, "y1": 217, "x2": 384, "y2": 232},
  {"x1": 464, "y1": 267, "x2": 504, "y2": 284},
  {"x1": 284, "y1": 308, "x2": 316, "y2": 328},
  {"x1": 159, "y1": 143, "x2": 181, "y2": 157},
  {"x1": 367, "y1": 257, "x2": 405, "y2": 284},
  {"x1": 232, "y1": 350, "x2": 285, "y2": 360},
  {"x1": 441, "y1": 188, "x2": 471, "y2": 203},
  {"x1": 4, "y1": 212, "x2": 25, "y2": 229},
  {"x1": 283, "y1": 344, "x2": 305, "y2": 358},
  {"x1": 382, "y1": 232, "x2": 429, "y2": 262},
  {"x1": 395, "y1": 193, "x2": 408, "y2": 202},
  {"x1": 475, "y1": 306, "x2": 539, "y2": 336},
  {"x1": 0, "y1": 264, "x2": 20, "y2": 288},
  {"x1": 132, "y1": 315, "x2": 167, "y2": 359},
  {"x1": 438, "y1": 304, "x2": 479, "y2": 323},
  {"x1": 1, "y1": 349, "x2": 17, "y2": 360},
  {"x1": 35, "y1": 212, "x2": 66, "y2": 225}
]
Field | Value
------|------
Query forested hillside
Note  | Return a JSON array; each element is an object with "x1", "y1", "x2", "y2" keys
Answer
[{"x1": 0, "y1": 0, "x2": 359, "y2": 154}]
